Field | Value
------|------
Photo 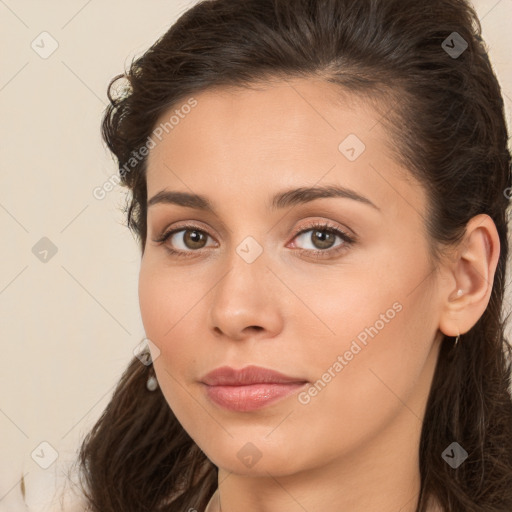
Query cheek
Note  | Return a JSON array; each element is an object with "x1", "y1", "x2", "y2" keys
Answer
[
  {"x1": 295, "y1": 276, "x2": 407, "y2": 409},
  {"x1": 285, "y1": 312, "x2": 421, "y2": 470},
  {"x1": 138, "y1": 256, "x2": 219, "y2": 386},
  {"x1": 138, "y1": 261, "x2": 204, "y2": 420},
  {"x1": 293, "y1": 250, "x2": 436, "y2": 431},
  {"x1": 138, "y1": 262, "x2": 166, "y2": 345},
  {"x1": 138, "y1": 256, "x2": 198, "y2": 339},
  {"x1": 138, "y1": 259, "x2": 195, "y2": 362}
]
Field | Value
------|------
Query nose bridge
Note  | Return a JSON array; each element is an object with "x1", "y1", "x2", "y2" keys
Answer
[
  {"x1": 208, "y1": 232, "x2": 283, "y2": 337},
  {"x1": 217, "y1": 233, "x2": 269, "y2": 303}
]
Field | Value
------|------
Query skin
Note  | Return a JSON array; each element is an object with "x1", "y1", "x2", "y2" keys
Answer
[{"x1": 138, "y1": 78, "x2": 500, "y2": 512}]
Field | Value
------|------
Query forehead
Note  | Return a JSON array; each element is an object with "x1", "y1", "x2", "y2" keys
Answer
[
  {"x1": 148, "y1": 79, "x2": 381, "y2": 164},
  {"x1": 145, "y1": 78, "x2": 424, "y2": 218}
]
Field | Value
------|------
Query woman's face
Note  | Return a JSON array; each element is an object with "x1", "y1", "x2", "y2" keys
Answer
[{"x1": 139, "y1": 78, "x2": 445, "y2": 476}]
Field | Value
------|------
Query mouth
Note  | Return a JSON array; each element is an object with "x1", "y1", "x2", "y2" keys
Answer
[{"x1": 200, "y1": 365, "x2": 308, "y2": 412}]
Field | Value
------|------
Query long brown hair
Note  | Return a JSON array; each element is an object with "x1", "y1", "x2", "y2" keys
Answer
[{"x1": 75, "y1": 0, "x2": 512, "y2": 510}]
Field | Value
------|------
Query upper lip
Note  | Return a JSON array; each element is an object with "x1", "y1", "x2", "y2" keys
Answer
[{"x1": 200, "y1": 365, "x2": 307, "y2": 386}]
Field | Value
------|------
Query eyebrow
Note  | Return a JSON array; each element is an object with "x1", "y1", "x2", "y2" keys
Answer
[{"x1": 147, "y1": 185, "x2": 380, "y2": 212}]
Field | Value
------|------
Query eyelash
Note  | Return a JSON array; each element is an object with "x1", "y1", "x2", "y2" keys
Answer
[{"x1": 152, "y1": 221, "x2": 356, "y2": 260}]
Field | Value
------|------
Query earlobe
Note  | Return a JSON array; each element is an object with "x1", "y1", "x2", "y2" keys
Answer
[{"x1": 438, "y1": 214, "x2": 500, "y2": 338}]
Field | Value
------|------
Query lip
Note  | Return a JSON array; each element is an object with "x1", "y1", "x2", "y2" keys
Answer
[
  {"x1": 201, "y1": 365, "x2": 306, "y2": 386},
  {"x1": 200, "y1": 365, "x2": 308, "y2": 412}
]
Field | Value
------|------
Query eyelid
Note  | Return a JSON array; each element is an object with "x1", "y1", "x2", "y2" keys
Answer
[
  {"x1": 152, "y1": 220, "x2": 216, "y2": 241},
  {"x1": 290, "y1": 219, "x2": 356, "y2": 243}
]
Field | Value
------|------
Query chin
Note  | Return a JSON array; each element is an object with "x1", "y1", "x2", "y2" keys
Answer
[{"x1": 198, "y1": 434, "x2": 308, "y2": 477}]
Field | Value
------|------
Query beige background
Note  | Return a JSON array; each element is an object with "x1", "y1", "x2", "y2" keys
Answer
[{"x1": 0, "y1": 0, "x2": 511, "y2": 510}]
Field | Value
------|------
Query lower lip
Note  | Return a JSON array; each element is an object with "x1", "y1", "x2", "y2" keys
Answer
[{"x1": 202, "y1": 382, "x2": 308, "y2": 412}]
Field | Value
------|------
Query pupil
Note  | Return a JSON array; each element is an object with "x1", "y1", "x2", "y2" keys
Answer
[
  {"x1": 313, "y1": 230, "x2": 334, "y2": 249},
  {"x1": 186, "y1": 230, "x2": 205, "y2": 248}
]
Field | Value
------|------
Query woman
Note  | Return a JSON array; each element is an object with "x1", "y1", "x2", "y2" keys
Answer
[{"x1": 72, "y1": 0, "x2": 512, "y2": 510}]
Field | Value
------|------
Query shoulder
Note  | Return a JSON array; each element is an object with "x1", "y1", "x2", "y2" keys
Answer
[{"x1": 0, "y1": 465, "x2": 89, "y2": 512}]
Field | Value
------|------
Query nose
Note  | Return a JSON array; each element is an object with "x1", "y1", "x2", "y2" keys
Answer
[{"x1": 207, "y1": 248, "x2": 284, "y2": 342}]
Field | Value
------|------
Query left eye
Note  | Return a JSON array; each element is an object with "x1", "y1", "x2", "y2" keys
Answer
[{"x1": 292, "y1": 225, "x2": 354, "y2": 252}]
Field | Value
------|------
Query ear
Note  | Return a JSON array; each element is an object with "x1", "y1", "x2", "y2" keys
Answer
[{"x1": 438, "y1": 214, "x2": 501, "y2": 338}]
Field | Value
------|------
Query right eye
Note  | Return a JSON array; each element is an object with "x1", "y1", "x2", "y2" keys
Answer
[{"x1": 152, "y1": 223, "x2": 218, "y2": 258}]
